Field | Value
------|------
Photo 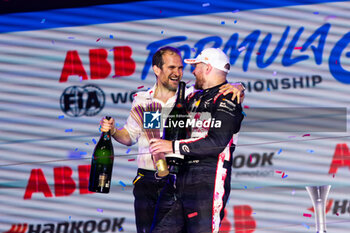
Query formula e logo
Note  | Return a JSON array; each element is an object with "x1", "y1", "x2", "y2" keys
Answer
[
  {"x1": 60, "y1": 84, "x2": 105, "y2": 117},
  {"x1": 143, "y1": 111, "x2": 161, "y2": 129}
]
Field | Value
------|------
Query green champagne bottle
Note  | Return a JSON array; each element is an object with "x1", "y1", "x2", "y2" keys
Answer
[
  {"x1": 88, "y1": 116, "x2": 114, "y2": 193},
  {"x1": 163, "y1": 81, "x2": 191, "y2": 174}
]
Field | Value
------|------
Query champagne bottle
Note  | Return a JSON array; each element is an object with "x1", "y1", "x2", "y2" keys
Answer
[
  {"x1": 88, "y1": 116, "x2": 114, "y2": 193},
  {"x1": 163, "y1": 81, "x2": 191, "y2": 174}
]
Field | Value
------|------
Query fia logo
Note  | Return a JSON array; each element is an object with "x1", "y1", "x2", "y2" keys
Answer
[
  {"x1": 60, "y1": 84, "x2": 105, "y2": 117},
  {"x1": 143, "y1": 110, "x2": 161, "y2": 129}
]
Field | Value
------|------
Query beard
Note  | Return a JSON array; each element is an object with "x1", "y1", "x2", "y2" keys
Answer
[
  {"x1": 164, "y1": 75, "x2": 179, "y2": 92},
  {"x1": 194, "y1": 77, "x2": 204, "y2": 90}
]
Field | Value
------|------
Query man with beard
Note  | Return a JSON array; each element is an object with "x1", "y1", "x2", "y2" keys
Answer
[
  {"x1": 100, "y1": 46, "x2": 244, "y2": 233},
  {"x1": 150, "y1": 48, "x2": 244, "y2": 233}
]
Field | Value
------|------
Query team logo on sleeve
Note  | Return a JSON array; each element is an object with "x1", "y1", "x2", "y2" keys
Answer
[
  {"x1": 182, "y1": 145, "x2": 190, "y2": 153},
  {"x1": 143, "y1": 110, "x2": 161, "y2": 129}
]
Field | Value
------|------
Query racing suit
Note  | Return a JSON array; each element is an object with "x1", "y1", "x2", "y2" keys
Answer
[{"x1": 151, "y1": 81, "x2": 244, "y2": 233}]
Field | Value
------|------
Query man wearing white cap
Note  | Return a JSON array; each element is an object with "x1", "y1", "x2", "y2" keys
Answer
[{"x1": 150, "y1": 48, "x2": 244, "y2": 232}]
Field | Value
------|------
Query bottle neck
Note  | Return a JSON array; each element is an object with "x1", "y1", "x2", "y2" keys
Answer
[{"x1": 175, "y1": 81, "x2": 186, "y2": 106}]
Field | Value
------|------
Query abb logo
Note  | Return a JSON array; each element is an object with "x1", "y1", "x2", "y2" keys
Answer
[
  {"x1": 328, "y1": 143, "x2": 350, "y2": 174},
  {"x1": 23, "y1": 165, "x2": 92, "y2": 199},
  {"x1": 4, "y1": 224, "x2": 27, "y2": 233},
  {"x1": 59, "y1": 46, "x2": 135, "y2": 82},
  {"x1": 220, "y1": 205, "x2": 256, "y2": 233}
]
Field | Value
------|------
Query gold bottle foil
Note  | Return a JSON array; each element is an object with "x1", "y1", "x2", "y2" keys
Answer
[
  {"x1": 156, "y1": 159, "x2": 169, "y2": 177},
  {"x1": 98, "y1": 173, "x2": 107, "y2": 187}
]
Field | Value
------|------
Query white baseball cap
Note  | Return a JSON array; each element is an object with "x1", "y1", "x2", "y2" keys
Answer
[{"x1": 184, "y1": 48, "x2": 230, "y2": 73}]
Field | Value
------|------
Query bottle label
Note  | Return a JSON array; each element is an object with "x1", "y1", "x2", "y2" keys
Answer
[{"x1": 98, "y1": 173, "x2": 107, "y2": 187}]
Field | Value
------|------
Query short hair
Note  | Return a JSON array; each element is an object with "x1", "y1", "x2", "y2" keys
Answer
[{"x1": 152, "y1": 46, "x2": 181, "y2": 69}]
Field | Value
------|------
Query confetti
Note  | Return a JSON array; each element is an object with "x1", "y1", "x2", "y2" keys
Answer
[
  {"x1": 288, "y1": 135, "x2": 296, "y2": 138},
  {"x1": 119, "y1": 181, "x2": 126, "y2": 187},
  {"x1": 133, "y1": 94, "x2": 137, "y2": 97},
  {"x1": 238, "y1": 46, "x2": 246, "y2": 52},
  {"x1": 85, "y1": 143, "x2": 89, "y2": 145},
  {"x1": 277, "y1": 149, "x2": 282, "y2": 154},
  {"x1": 128, "y1": 158, "x2": 136, "y2": 162},
  {"x1": 149, "y1": 90, "x2": 153, "y2": 94},
  {"x1": 80, "y1": 151, "x2": 87, "y2": 155},
  {"x1": 109, "y1": 34, "x2": 114, "y2": 39},
  {"x1": 96, "y1": 38, "x2": 101, "y2": 42},
  {"x1": 109, "y1": 48, "x2": 115, "y2": 52},
  {"x1": 161, "y1": 31, "x2": 164, "y2": 34},
  {"x1": 232, "y1": 9, "x2": 239, "y2": 13},
  {"x1": 282, "y1": 174, "x2": 288, "y2": 179},
  {"x1": 234, "y1": 20, "x2": 237, "y2": 24},
  {"x1": 69, "y1": 216, "x2": 71, "y2": 220},
  {"x1": 307, "y1": 149, "x2": 314, "y2": 153},
  {"x1": 202, "y1": 3, "x2": 210, "y2": 7},
  {"x1": 188, "y1": 212, "x2": 198, "y2": 218},
  {"x1": 267, "y1": 87, "x2": 270, "y2": 91},
  {"x1": 65, "y1": 129, "x2": 73, "y2": 132},
  {"x1": 126, "y1": 148, "x2": 131, "y2": 154},
  {"x1": 303, "y1": 134, "x2": 311, "y2": 137},
  {"x1": 273, "y1": 71, "x2": 277, "y2": 76},
  {"x1": 243, "y1": 105, "x2": 250, "y2": 109},
  {"x1": 244, "y1": 186, "x2": 247, "y2": 189},
  {"x1": 294, "y1": 46, "x2": 302, "y2": 49},
  {"x1": 41, "y1": 19, "x2": 45, "y2": 23},
  {"x1": 92, "y1": 139, "x2": 97, "y2": 144},
  {"x1": 58, "y1": 115, "x2": 64, "y2": 119},
  {"x1": 97, "y1": 208, "x2": 103, "y2": 213},
  {"x1": 333, "y1": 174, "x2": 335, "y2": 178},
  {"x1": 313, "y1": 12, "x2": 319, "y2": 14},
  {"x1": 68, "y1": 151, "x2": 82, "y2": 159},
  {"x1": 74, "y1": 148, "x2": 78, "y2": 151},
  {"x1": 242, "y1": 111, "x2": 247, "y2": 117},
  {"x1": 68, "y1": 37, "x2": 75, "y2": 39},
  {"x1": 336, "y1": 213, "x2": 339, "y2": 216},
  {"x1": 249, "y1": 155, "x2": 252, "y2": 162},
  {"x1": 275, "y1": 170, "x2": 282, "y2": 174},
  {"x1": 302, "y1": 223, "x2": 310, "y2": 229},
  {"x1": 137, "y1": 85, "x2": 144, "y2": 89},
  {"x1": 221, "y1": 21, "x2": 225, "y2": 25},
  {"x1": 303, "y1": 213, "x2": 312, "y2": 218}
]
